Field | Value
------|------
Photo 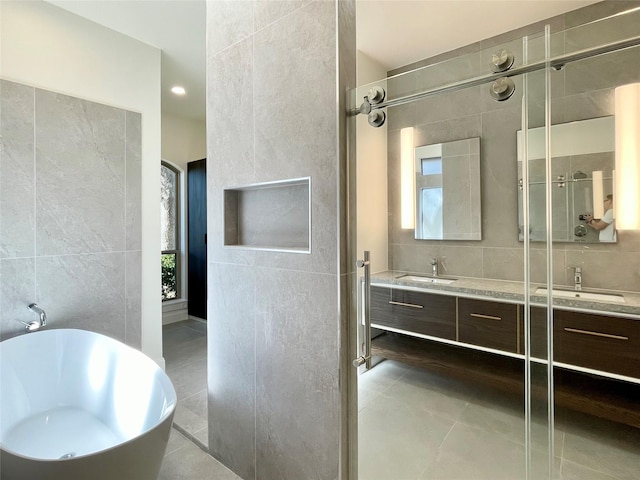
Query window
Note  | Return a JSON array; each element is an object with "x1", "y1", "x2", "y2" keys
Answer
[{"x1": 161, "y1": 161, "x2": 180, "y2": 300}]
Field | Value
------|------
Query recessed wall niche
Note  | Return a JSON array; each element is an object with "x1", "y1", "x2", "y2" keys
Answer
[{"x1": 223, "y1": 177, "x2": 311, "y2": 253}]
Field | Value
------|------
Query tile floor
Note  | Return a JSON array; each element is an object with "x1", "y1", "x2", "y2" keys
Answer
[
  {"x1": 358, "y1": 359, "x2": 640, "y2": 480},
  {"x1": 160, "y1": 321, "x2": 640, "y2": 479},
  {"x1": 163, "y1": 319, "x2": 209, "y2": 447},
  {"x1": 160, "y1": 320, "x2": 241, "y2": 479}
]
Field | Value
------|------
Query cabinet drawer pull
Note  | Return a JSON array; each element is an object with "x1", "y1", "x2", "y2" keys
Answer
[
  {"x1": 389, "y1": 301, "x2": 424, "y2": 309},
  {"x1": 469, "y1": 313, "x2": 502, "y2": 321},
  {"x1": 564, "y1": 327, "x2": 628, "y2": 341}
]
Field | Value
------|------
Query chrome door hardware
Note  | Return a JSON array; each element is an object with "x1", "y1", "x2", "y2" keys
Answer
[{"x1": 353, "y1": 251, "x2": 372, "y2": 369}]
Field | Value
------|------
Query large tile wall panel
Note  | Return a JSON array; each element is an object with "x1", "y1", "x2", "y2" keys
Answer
[
  {"x1": 255, "y1": 268, "x2": 340, "y2": 480},
  {"x1": 36, "y1": 252, "x2": 126, "y2": 340},
  {"x1": 206, "y1": 0, "x2": 355, "y2": 478},
  {"x1": 0, "y1": 81, "x2": 142, "y2": 344},
  {"x1": 208, "y1": 263, "x2": 256, "y2": 480},
  {"x1": 0, "y1": 80, "x2": 35, "y2": 259},
  {"x1": 126, "y1": 111, "x2": 142, "y2": 251},
  {"x1": 35, "y1": 90, "x2": 126, "y2": 256}
]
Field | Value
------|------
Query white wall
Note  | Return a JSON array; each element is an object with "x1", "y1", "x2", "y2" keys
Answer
[
  {"x1": 0, "y1": 0, "x2": 163, "y2": 366},
  {"x1": 161, "y1": 112, "x2": 206, "y2": 171},
  {"x1": 356, "y1": 51, "x2": 388, "y2": 274}
]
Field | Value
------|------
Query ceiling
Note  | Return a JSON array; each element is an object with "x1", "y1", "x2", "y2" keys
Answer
[{"x1": 48, "y1": 0, "x2": 600, "y2": 122}]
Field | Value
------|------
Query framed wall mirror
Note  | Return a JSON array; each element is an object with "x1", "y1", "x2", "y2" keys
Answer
[
  {"x1": 414, "y1": 137, "x2": 482, "y2": 240},
  {"x1": 517, "y1": 116, "x2": 616, "y2": 244}
]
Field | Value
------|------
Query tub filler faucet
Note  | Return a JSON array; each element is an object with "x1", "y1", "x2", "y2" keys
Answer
[{"x1": 21, "y1": 303, "x2": 47, "y2": 333}]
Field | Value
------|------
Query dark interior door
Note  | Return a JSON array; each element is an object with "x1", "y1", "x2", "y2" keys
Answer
[{"x1": 187, "y1": 158, "x2": 207, "y2": 320}]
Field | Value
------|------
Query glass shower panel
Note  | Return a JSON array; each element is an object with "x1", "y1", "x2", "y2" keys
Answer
[
  {"x1": 542, "y1": 8, "x2": 640, "y2": 480},
  {"x1": 521, "y1": 27, "x2": 555, "y2": 480},
  {"x1": 353, "y1": 31, "x2": 551, "y2": 479}
]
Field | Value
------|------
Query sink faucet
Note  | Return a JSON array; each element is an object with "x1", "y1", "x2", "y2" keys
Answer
[
  {"x1": 431, "y1": 257, "x2": 439, "y2": 277},
  {"x1": 574, "y1": 267, "x2": 582, "y2": 291},
  {"x1": 21, "y1": 303, "x2": 47, "y2": 333}
]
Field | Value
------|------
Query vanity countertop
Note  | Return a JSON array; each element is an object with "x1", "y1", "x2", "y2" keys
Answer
[{"x1": 370, "y1": 271, "x2": 640, "y2": 317}]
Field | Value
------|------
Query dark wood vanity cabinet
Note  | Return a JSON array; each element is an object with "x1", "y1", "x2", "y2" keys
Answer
[
  {"x1": 523, "y1": 307, "x2": 640, "y2": 378},
  {"x1": 554, "y1": 310, "x2": 640, "y2": 378},
  {"x1": 370, "y1": 284, "x2": 640, "y2": 428},
  {"x1": 370, "y1": 286, "x2": 456, "y2": 340},
  {"x1": 458, "y1": 298, "x2": 519, "y2": 353}
]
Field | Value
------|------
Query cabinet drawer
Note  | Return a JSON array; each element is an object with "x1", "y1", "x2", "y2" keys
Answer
[
  {"x1": 370, "y1": 286, "x2": 456, "y2": 340},
  {"x1": 554, "y1": 311, "x2": 640, "y2": 378},
  {"x1": 458, "y1": 298, "x2": 518, "y2": 353}
]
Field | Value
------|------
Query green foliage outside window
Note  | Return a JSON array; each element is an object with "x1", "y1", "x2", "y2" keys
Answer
[{"x1": 161, "y1": 253, "x2": 177, "y2": 300}]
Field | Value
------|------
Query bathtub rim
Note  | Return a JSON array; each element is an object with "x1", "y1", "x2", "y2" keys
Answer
[{"x1": 0, "y1": 328, "x2": 177, "y2": 461}]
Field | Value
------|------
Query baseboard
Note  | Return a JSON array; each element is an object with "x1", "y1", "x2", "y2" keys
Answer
[{"x1": 163, "y1": 308, "x2": 189, "y2": 325}]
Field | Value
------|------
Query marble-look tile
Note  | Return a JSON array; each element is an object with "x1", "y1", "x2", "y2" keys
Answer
[
  {"x1": 173, "y1": 403, "x2": 208, "y2": 438},
  {"x1": 168, "y1": 354, "x2": 207, "y2": 400},
  {"x1": 182, "y1": 389, "x2": 207, "y2": 420},
  {"x1": 414, "y1": 86, "x2": 483, "y2": 127},
  {"x1": 207, "y1": 262, "x2": 256, "y2": 480},
  {"x1": 253, "y1": 1, "x2": 336, "y2": 182},
  {"x1": 255, "y1": 268, "x2": 340, "y2": 480},
  {"x1": 564, "y1": 46, "x2": 640, "y2": 98},
  {"x1": 207, "y1": 187, "x2": 257, "y2": 266},
  {"x1": 560, "y1": 459, "x2": 619, "y2": 480},
  {"x1": 207, "y1": 38, "x2": 254, "y2": 189},
  {"x1": 35, "y1": 89, "x2": 126, "y2": 255},
  {"x1": 358, "y1": 388, "x2": 455, "y2": 480},
  {"x1": 358, "y1": 359, "x2": 411, "y2": 412},
  {"x1": 165, "y1": 427, "x2": 192, "y2": 456},
  {"x1": 206, "y1": 0, "x2": 254, "y2": 56},
  {"x1": 235, "y1": 183, "x2": 309, "y2": 248},
  {"x1": 561, "y1": 414, "x2": 640, "y2": 480},
  {"x1": 415, "y1": 50, "x2": 482, "y2": 91},
  {"x1": 125, "y1": 250, "x2": 142, "y2": 349},
  {"x1": 35, "y1": 252, "x2": 126, "y2": 341},
  {"x1": 0, "y1": 258, "x2": 35, "y2": 340},
  {"x1": 159, "y1": 436, "x2": 241, "y2": 480},
  {"x1": 254, "y1": 0, "x2": 312, "y2": 31},
  {"x1": 387, "y1": 367, "x2": 476, "y2": 423},
  {"x1": 0, "y1": 79, "x2": 35, "y2": 259},
  {"x1": 420, "y1": 422, "x2": 527, "y2": 480},
  {"x1": 415, "y1": 244, "x2": 484, "y2": 279},
  {"x1": 565, "y1": 249, "x2": 640, "y2": 291},
  {"x1": 413, "y1": 114, "x2": 482, "y2": 149},
  {"x1": 125, "y1": 111, "x2": 142, "y2": 251},
  {"x1": 483, "y1": 247, "x2": 525, "y2": 281},
  {"x1": 480, "y1": 107, "x2": 522, "y2": 249}
]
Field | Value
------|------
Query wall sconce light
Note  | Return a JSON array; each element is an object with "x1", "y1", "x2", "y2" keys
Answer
[
  {"x1": 401, "y1": 127, "x2": 415, "y2": 229},
  {"x1": 615, "y1": 83, "x2": 640, "y2": 230},
  {"x1": 592, "y1": 170, "x2": 604, "y2": 218}
]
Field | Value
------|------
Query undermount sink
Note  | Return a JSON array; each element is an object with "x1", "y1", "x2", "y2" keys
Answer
[
  {"x1": 396, "y1": 275, "x2": 457, "y2": 285},
  {"x1": 535, "y1": 287, "x2": 625, "y2": 304}
]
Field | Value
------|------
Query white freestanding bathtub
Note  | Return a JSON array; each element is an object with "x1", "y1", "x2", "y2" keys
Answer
[{"x1": 0, "y1": 329, "x2": 176, "y2": 480}]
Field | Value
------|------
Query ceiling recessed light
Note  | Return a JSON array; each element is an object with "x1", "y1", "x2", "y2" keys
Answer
[{"x1": 171, "y1": 86, "x2": 186, "y2": 95}]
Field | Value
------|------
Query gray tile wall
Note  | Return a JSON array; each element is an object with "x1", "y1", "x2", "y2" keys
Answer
[
  {"x1": 385, "y1": 1, "x2": 640, "y2": 291},
  {"x1": 0, "y1": 79, "x2": 142, "y2": 347},
  {"x1": 206, "y1": 1, "x2": 355, "y2": 479}
]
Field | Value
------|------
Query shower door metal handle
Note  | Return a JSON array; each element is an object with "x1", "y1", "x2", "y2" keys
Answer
[{"x1": 353, "y1": 251, "x2": 372, "y2": 369}]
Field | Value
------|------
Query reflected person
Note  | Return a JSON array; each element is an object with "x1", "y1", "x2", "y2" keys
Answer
[{"x1": 585, "y1": 194, "x2": 616, "y2": 242}]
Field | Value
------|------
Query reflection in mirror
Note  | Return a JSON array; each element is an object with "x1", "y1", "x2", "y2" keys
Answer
[
  {"x1": 414, "y1": 138, "x2": 481, "y2": 240},
  {"x1": 517, "y1": 116, "x2": 617, "y2": 243}
]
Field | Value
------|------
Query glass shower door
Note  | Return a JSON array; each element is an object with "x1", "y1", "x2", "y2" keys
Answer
[{"x1": 351, "y1": 28, "x2": 553, "y2": 479}]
